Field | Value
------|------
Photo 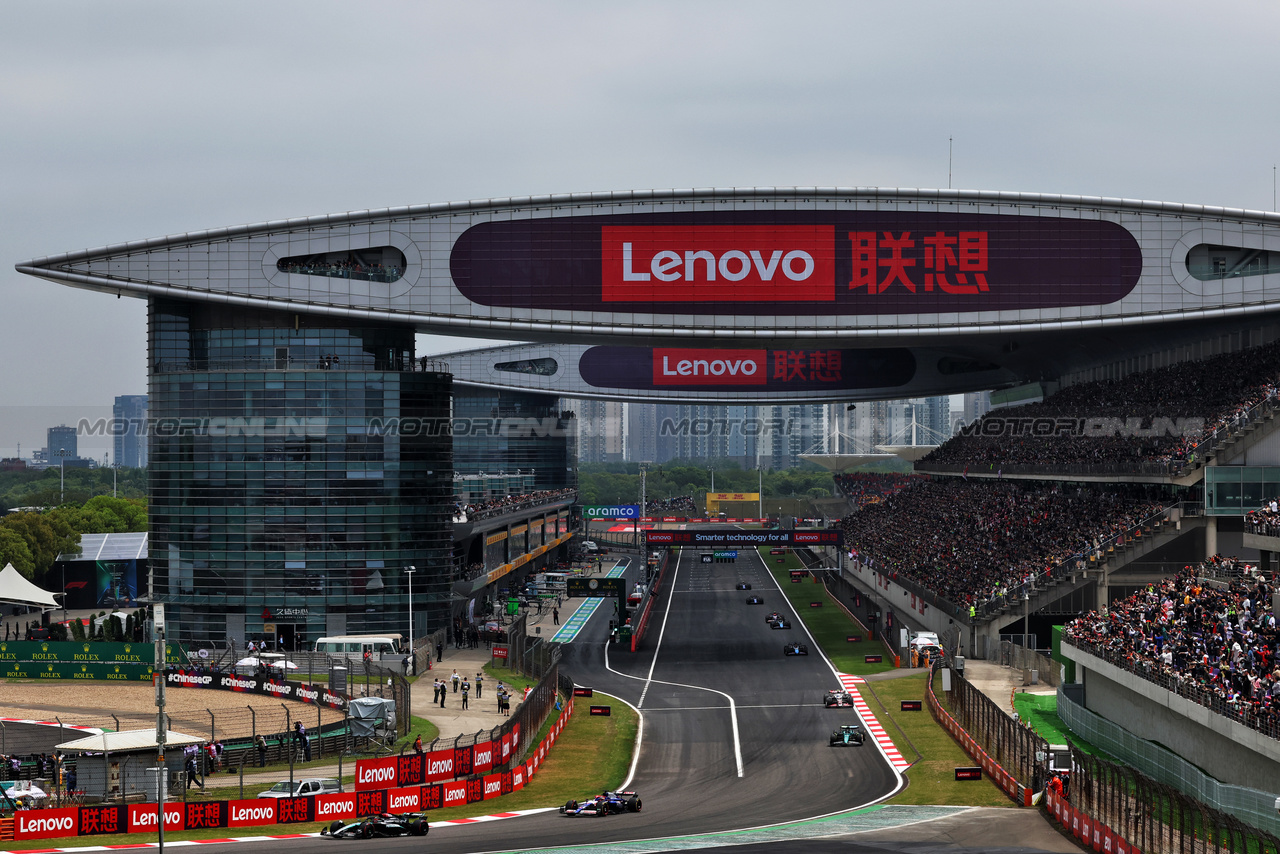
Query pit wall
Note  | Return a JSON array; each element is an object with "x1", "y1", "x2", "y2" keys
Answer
[{"x1": 7, "y1": 697, "x2": 574, "y2": 841}]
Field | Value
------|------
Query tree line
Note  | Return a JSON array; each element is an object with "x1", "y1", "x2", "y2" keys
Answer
[{"x1": 0, "y1": 495, "x2": 148, "y2": 583}]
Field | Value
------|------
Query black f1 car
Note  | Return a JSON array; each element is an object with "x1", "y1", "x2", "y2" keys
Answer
[
  {"x1": 746, "y1": 595, "x2": 763, "y2": 604},
  {"x1": 322, "y1": 813, "x2": 429, "y2": 838},
  {"x1": 765, "y1": 612, "x2": 783, "y2": 622},
  {"x1": 769, "y1": 618, "x2": 792, "y2": 629},
  {"x1": 830, "y1": 724, "x2": 865, "y2": 746},
  {"x1": 783, "y1": 642, "x2": 808, "y2": 655},
  {"x1": 824, "y1": 689, "x2": 855, "y2": 707},
  {"x1": 560, "y1": 791, "x2": 642, "y2": 816},
  {"x1": 736, "y1": 582, "x2": 752, "y2": 590}
]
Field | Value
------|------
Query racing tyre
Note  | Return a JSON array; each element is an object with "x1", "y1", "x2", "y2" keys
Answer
[
  {"x1": 359, "y1": 823, "x2": 373, "y2": 839},
  {"x1": 327, "y1": 820, "x2": 343, "y2": 836},
  {"x1": 628, "y1": 796, "x2": 641, "y2": 812},
  {"x1": 409, "y1": 819, "x2": 427, "y2": 836}
]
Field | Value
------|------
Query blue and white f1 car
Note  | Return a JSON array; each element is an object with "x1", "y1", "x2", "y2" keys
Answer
[{"x1": 559, "y1": 791, "x2": 642, "y2": 816}]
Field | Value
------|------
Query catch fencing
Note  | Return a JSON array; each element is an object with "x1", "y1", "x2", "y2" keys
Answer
[{"x1": 939, "y1": 667, "x2": 1047, "y2": 794}]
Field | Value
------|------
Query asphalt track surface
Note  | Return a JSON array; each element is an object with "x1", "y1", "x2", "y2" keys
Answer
[{"x1": 183, "y1": 550, "x2": 1078, "y2": 854}]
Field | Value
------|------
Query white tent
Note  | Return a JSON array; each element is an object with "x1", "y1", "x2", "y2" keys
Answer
[{"x1": 0, "y1": 563, "x2": 60, "y2": 608}]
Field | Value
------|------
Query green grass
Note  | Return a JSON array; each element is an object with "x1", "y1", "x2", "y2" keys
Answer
[
  {"x1": 1011, "y1": 692, "x2": 1111, "y2": 758},
  {"x1": 758, "y1": 547, "x2": 898, "y2": 677},
  {"x1": 0, "y1": 694, "x2": 639, "y2": 850},
  {"x1": 865, "y1": 674, "x2": 1013, "y2": 807}
]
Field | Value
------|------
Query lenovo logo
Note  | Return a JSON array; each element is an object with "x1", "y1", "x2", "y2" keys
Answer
[
  {"x1": 317, "y1": 797, "x2": 354, "y2": 816},
  {"x1": 358, "y1": 765, "x2": 395, "y2": 784},
  {"x1": 230, "y1": 804, "x2": 274, "y2": 823},
  {"x1": 602, "y1": 226, "x2": 834, "y2": 302},
  {"x1": 428, "y1": 757, "x2": 453, "y2": 776},
  {"x1": 19, "y1": 814, "x2": 74, "y2": 833},
  {"x1": 654, "y1": 349, "x2": 765, "y2": 386},
  {"x1": 389, "y1": 792, "x2": 418, "y2": 811}
]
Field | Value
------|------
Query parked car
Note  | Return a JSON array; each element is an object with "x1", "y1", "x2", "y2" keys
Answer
[{"x1": 258, "y1": 778, "x2": 343, "y2": 799}]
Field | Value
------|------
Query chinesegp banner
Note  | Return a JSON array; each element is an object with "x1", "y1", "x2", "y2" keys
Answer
[
  {"x1": 167, "y1": 669, "x2": 348, "y2": 712},
  {"x1": 128, "y1": 803, "x2": 185, "y2": 832}
]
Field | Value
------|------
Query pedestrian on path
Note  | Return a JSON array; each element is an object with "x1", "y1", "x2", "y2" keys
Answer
[
  {"x1": 436, "y1": 641, "x2": 443, "y2": 662},
  {"x1": 461, "y1": 684, "x2": 469, "y2": 710},
  {"x1": 475, "y1": 672, "x2": 483, "y2": 698},
  {"x1": 439, "y1": 680, "x2": 446, "y2": 708},
  {"x1": 451, "y1": 668, "x2": 460, "y2": 693},
  {"x1": 552, "y1": 607, "x2": 559, "y2": 626}
]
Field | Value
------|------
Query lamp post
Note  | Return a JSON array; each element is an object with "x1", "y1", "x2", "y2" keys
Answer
[{"x1": 405, "y1": 566, "x2": 415, "y2": 675}]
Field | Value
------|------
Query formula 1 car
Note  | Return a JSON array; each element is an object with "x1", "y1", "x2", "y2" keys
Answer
[
  {"x1": 559, "y1": 791, "x2": 642, "y2": 816},
  {"x1": 321, "y1": 813, "x2": 429, "y2": 838},
  {"x1": 824, "y1": 689, "x2": 855, "y2": 707},
  {"x1": 736, "y1": 582, "x2": 752, "y2": 590},
  {"x1": 830, "y1": 724, "x2": 865, "y2": 746},
  {"x1": 783, "y1": 642, "x2": 808, "y2": 655},
  {"x1": 765, "y1": 612, "x2": 783, "y2": 623},
  {"x1": 746, "y1": 595, "x2": 763, "y2": 604},
  {"x1": 769, "y1": 617, "x2": 792, "y2": 629}
]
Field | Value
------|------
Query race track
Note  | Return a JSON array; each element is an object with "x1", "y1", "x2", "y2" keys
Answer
[{"x1": 172, "y1": 549, "x2": 1076, "y2": 854}]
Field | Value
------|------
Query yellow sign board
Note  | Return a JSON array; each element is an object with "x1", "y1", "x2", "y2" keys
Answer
[{"x1": 706, "y1": 492, "x2": 760, "y2": 513}]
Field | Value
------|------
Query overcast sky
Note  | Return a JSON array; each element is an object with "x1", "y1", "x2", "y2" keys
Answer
[{"x1": 3, "y1": 1, "x2": 1278, "y2": 461}]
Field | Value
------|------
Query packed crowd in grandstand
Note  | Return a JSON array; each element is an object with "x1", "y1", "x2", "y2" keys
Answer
[
  {"x1": 1247, "y1": 502, "x2": 1280, "y2": 538},
  {"x1": 645, "y1": 495, "x2": 698, "y2": 515},
  {"x1": 837, "y1": 477, "x2": 1169, "y2": 612},
  {"x1": 833, "y1": 472, "x2": 926, "y2": 507},
  {"x1": 922, "y1": 342, "x2": 1280, "y2": 469},
  {"x1": 1065, "y1": 559, "x2": 1280, "y2": 735},
  {"x1": 454, "y1": 488, "x2": 576, "y2": 522}
]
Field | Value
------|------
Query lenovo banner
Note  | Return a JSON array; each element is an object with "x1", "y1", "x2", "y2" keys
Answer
[
  {"x1": 128, "y1": 803, "x2": 185, "y2": 832},
  {"x1": 581, "y1": 346, "x2": 914, "y2": 392},
  {"x1": 355, "y1": 756, "x2": 398, "y2": 790},
  {"x1": 450, "y1": 212, "x2": 1141, "y2": 315},
  {"x1": 227, "y1": 800, "x2": 274, "y2": 829}
]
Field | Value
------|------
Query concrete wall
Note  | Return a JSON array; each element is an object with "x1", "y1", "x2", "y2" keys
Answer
[
  {"x1": 1062, "y1": 645, "x2": 1280, "y2": 792},
  {"x1": 841, "y1": 560, "x2": 969, "y2": 649}
]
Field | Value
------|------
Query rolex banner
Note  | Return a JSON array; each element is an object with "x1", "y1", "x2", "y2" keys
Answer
[{"x1": 0, "y1": 640, "x2": 184, "y2": 665}]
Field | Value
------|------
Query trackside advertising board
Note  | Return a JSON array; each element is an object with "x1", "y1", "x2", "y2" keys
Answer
[
  {"x1": 167, "y1": 668, "x2": 349, "y2": 711},
  {"x1": 644, "y1": 529, "x2": 842, "y2": 547},
  {"x1": 581, "y1": 347, "x2": 914, "y2": 392},
  {"x1": 16, "y1": 700, "x2": 571, "y2": 840}
]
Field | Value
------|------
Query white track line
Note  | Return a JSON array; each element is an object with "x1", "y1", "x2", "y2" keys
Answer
[{"x1": 606, "y1": 548, "x2": 745, "y2": 778}]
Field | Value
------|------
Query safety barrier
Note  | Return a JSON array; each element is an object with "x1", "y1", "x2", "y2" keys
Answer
[
  {"x1": 925, "y1": 668, "x2": 1034, "y2": 806},
  {"x1": 1045, "y1": 787, "x2": 1139, "y2": 854},
  {"x1": 3, "y1": 694, "x2": 576, "y2": 841},
  {"x1": 630, "y1": 551, "x2": 671, "y2": 651}
]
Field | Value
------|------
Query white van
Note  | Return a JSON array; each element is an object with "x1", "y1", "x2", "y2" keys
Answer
[{"x1": 314, "y1": 635, "x2": 403, "y2": 661}]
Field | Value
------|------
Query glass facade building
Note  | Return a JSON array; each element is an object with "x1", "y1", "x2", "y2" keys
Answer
[
  {"x1": 147, "y1": 298, "x2": 453, "y2": 648},
  {"x1": 452, "y1": 388, "x2": 577, "y2": 492}
]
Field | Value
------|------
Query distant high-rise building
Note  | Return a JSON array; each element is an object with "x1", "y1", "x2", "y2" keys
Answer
[
  {"x1": 113, "y1": 394, "x2": 149, "y2": 467},
  {"x1": 627, "y1": 403, "x2": 658, "y2": 462},
  {"x1": 47, "y1": 425, "x2": 77, "y2": 462},
  {"x1": 577, "y1": 399, "x2": 627, "y2": 463},
  {"x1": 962, "y1": 391, "x2": 992, "y2": 424}
]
